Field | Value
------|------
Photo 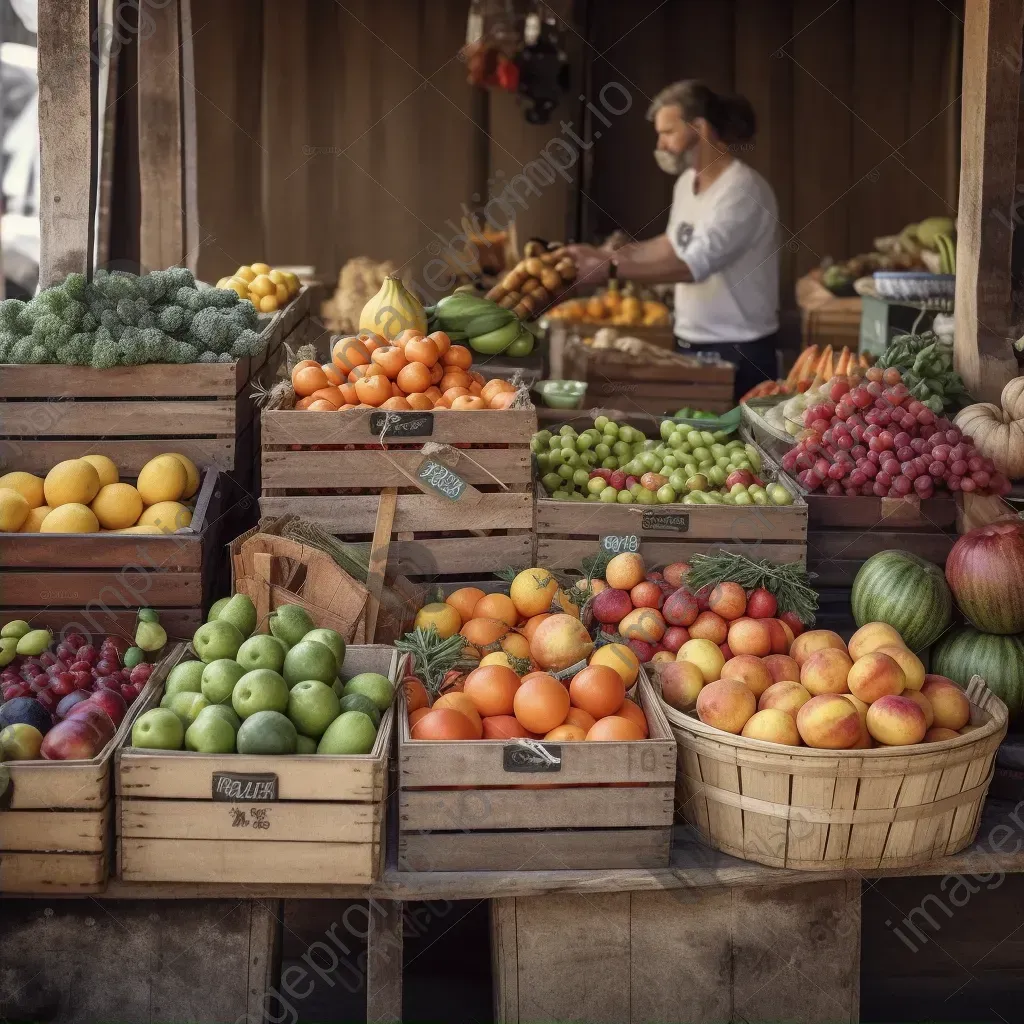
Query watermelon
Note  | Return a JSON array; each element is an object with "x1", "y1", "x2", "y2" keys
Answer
[
  {"x1": 932, "y1": 626, "x2": 1024, "y2": 721},
  {"x1": 851, "y1": 551, "x2": 952, "y2": 652}
]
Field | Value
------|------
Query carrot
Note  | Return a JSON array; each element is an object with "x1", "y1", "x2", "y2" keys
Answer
[
  {"x1": 834, "y1": 347, "x2": 850, "y2": 376},
  {"x1": 814, "y1": 344, "x2": 833, "y2": 379},
  {"x1": 786, "y1": 345, "x2": 816, "y2": 387}
]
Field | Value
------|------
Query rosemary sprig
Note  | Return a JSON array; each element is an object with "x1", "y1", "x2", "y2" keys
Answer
[
  {"x1": 394, "y1": 626, "x2": 467, "y2": 697},
  {"x1": 684, "y1": 552, "x2": 818, "y2": 623}
]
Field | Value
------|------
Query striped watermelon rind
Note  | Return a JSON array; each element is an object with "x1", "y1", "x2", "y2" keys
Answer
[
  {"x1": 932, "y1": 626, "x2": 1024, "y2": 720},
  {"x1": 851, "y1": 550, "x2": 952, "y2": 651}
]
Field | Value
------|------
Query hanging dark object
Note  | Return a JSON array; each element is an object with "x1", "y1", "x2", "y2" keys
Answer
[
  {"x1": 515, "y1": 8, "x2": 570, "y2": 124},
  {"x1": 463, "y1": 0, "x2": 520, "y2": 92}
]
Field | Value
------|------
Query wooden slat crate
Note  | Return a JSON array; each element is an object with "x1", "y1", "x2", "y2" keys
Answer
[
  {"x1": 116, "y1": 645, "x2": 398, "y2": 885},
  {"x1": 0, "y1": 286, "x2": 311, "y2": 477},
  {"x1": 0, "y1": 645, "x2": 176, "y2": 894},
  {"x1": 0, "y1": 468, "x2": 222, "y2": 642},
  {"x1": 260, "y1": 405, "x2": 537, "y2": 578},
  {"x1": 396, "y1": 672, "x2": 676, "y2": 872}
]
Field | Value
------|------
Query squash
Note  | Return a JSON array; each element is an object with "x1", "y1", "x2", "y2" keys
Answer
[
  {"x1": 358, "y1": 274, "x2": 427, "y2": 340},
  {"x1": 1001, "y1": 375, "x2": 1024, "y2": 420},
  {"x1": 955, "y1": 379, "x2": 1024, "y2": 480}
]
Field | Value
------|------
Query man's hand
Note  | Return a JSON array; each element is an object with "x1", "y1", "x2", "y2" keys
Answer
[{"x1": 562, "y1": 243, "x2": 612, "y2": 292}]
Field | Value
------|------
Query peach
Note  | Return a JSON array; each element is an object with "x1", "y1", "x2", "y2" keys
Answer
[
  {"x1": 619, "y1": 607, "x2": 666, "y2": 644},
  {"x1": 800, "y1": 647, "x2": 853, "y2": 696},
  {"x1": 920, "y1": 675, "x2": 971, "y2": 730},
  {"x1": 796, "y1": 694, "x2": 863, "y2": 749},
  {"x1": 719, "y1": 642, "x2": 733, "y2": 661},
  {"x1": 605, "y1": 552, "x2": 646, "y2": 590},
  {"x1": 695, "y1": 678, "x2": 757, "y2": 734},
  {"x1": 924, "y1": 727, "x2": 961, "y2": 743},
  {"x1": 650, "y1": 650, "x2": 675, "y2": 665},
  {"x1": 720, "y1": 655, "x2": 774, "y2": 698},
  {"x1": 708, "y1": 582, "x2": 746, "y2": 620},
  {"x1": 901, "y1": 689, "x2": 934, "y2": 729},
  {"x1": 765, "y1": 618, "x2": 793, "y2": 655},
  {"x1": 741, "y1": 708, "x2": 801, "y2": 746},
  {"x1": 727, "y1": 617, "x2": 772, "y2": 657},
  {"x1": 630, "y1": 581, "x2": 664, "y2": 609},
  {"x1": 758, "y1": 680, "x2": 813, "y2": 717},
  {"x1": 763, "y1": 654, "x2": 801, "y2": 684},
  {"x1": 848, "y1": 621, "x2": 905, "y2": 661},
  {"x1": 865, "y1": 694, "x2": 927, "y2": 746},
  {"x1": 875, "y1": 644, "x2": 924, "y2": 691},
  {"x1": 657, "y1": 660, "x2": 705, "y2": 712},
  {"x1": 662, "y1": 562, "x2": 690, "y2": 589},
  {"x1": 789, "y1": 629, "x2": 847, "y2": 667},
  {"x1": 689, "y1": 611, "x2": 728, "y2": 645},
  {"x1": 847, "y1": 652, "x2": 906, "y2": 703},
  {"x1": 850, "y1": 722, "x2": 873, "y2": 749},
  {"x1": 662, "y1": 626, "x2": 690, "y2": 653},
  {"x1": 677, "y1": 638, "x2": 725, "y2": 683},
  {"x1": 843, "y1": 693, "x2": 869, "y2": 720}
]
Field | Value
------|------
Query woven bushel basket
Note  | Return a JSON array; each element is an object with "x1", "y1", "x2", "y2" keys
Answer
[{"x1": 658, "y1": 675, "x2": 1008, "y2": 870}]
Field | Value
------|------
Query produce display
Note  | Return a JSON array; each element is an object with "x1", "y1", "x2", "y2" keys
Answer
[
  {"x1": 0, "y1": 453, "x2": 200, "y2": 534},
  {"x1": 130, "y1": 597, "x2": 393, "y2": 756},
  {"x1": 876, "y1": 331, "x2": 967, "y2": 413},
  {"x1": 779, "y1": 366, "x2": 1012, "y2": 498},
  {"x1": 426, "y1": 291, "x2": 535, "y2": 356},
  {"x1": 546, "y1": 282, "x2": 671, "y2": 327},
  {"x1": 0, "y1": 267, "x2": 264, "y2": 367},
  {"x1": 0, "y1": 617, "x2": 164, "y2": 762},
  {"x1": 322, "y1": 256, "x2": 398, "y2": 334},
  {"x1": 485, "y1": 241, "x2": 577, "y2": 320},
  {"x1": 215, "y1": 262, "x2": 301, "y2": 314},
  {"x1": 289, "y1": 329, "x2": 522, "y2": 411},
  {"x1": 954, "y1": 376, "x2": 1024, "y2": 479},
  {"x1": 534, "y1": 417, "x2": 795, "y2": 506}
]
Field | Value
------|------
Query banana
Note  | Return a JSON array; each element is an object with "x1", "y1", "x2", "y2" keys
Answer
[
  {"x1": 466, "y1": 319, "x2": 523, "y2": 355},
  {"x1": 433, "y1": 293, "x2": 498, "y2": 331},
  {"x1": 463, "y1": 308, "x2": 517, "y2": 337}
]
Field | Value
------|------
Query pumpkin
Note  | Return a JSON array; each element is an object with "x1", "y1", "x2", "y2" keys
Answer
[
  {"x1": 954, "y1": 376, "x2": 1024, "y2": 479},
  {"x1": 931, "y1": 626, "x2": 1024, "y2": 721}
]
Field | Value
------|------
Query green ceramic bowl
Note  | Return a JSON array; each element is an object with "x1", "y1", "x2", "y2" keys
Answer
[{"x1": 534, "y1": 380, "x2": 587, "y2": 409}]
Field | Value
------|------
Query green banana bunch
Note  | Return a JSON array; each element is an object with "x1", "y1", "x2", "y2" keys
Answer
[
  {"x1": 935, "y1": 233, "x2": 957, "y2": 275},
  {"x1": 426, "y1": 293, "x2": 512, "y2": 333},
  {"x1": 426, "y1": 292, "x2": 535, "y2": 357}
]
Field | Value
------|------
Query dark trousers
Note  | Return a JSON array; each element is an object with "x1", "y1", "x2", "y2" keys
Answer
[{"x1": 677, "y1": 333, "x2": 779, "y2": 404}]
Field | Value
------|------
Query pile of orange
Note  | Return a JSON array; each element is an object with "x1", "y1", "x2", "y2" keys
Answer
[{"x1": 290, "y1": 329, "x2": 521, "y2": 411}]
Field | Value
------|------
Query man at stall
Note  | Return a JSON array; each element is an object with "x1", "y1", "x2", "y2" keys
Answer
[{"x1": 565, "y1": 80, "x2": 781, "y2": 402}]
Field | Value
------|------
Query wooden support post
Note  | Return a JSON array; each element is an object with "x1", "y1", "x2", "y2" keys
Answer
[
  {"x1": 138, "y1": 0, "x2": 185, "y2": 270},
  {"x1": 37, "y1": 0, "x2": 96, "y2": 286},
  {"x1": 955, "y1": 0, "x2": 1024, "y2": 402},
  {"x1": 180, "y1": 0, "x2": 200, "y2": 273},
  {"x1": 366, "y1": 899, "x2": 404, "y2": 1024}
]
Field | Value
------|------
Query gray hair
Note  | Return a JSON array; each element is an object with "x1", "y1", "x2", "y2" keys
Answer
[{"x1": 647, "y1": 79, "x2": 756, "y2": 145}]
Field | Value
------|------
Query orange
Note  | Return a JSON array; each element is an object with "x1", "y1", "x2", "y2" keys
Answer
[
  {"x1": 405, "y1": 337, "x2": 440, "y2": 367},
  {"x1": 332, "y1": 336, "x2": 370, "y2": 373},
  {"x1": 443, "y1": 345, "x2": 473, "y2": 370},
  {"x1": 433, "y1": 693, "x2": 484, "y2": 738},
  {"x1": 564, "y1": 706, "x2": 597, "y2": 732},
  {"x1": 544, "y1": 724, "x2": 586, "y2": 741},
  {"x1": 339, "y1": 382, "x2": 358, "y2": 405},
  {"x1": 354, "y1": 374, "x2": 392, "y2": 407},
  {"x1": 357, "y1": 330, "x2": 387, "y2": 353},
  {"x1": 589, "y1": 643, "x2": 640, "y2": 687},
  {"x1": 403, "y1": 677, "x2": 430, "y2": 714},
  {"x1": 409, "y1": 707, "x2": 432, "y2": 728},
  {"x1": 292, "y1": 365, "x2": 329, "y2": 396},
  {"x1": 443, "y1": 387, "x2": 471, "y2": 402},
  {"x1": 321, "y1": 363, "x2": 345, "y2": 385},
  {"x1": 500, "y1": 631, "x2": 532, "y2": 661},
  {"x1": 406, "y1": 392, "x2": 434, "y2": 410},
  {"x1": 292, "y1": 359, "x2": 319, "y2": 373},
  {"x1": 338, "y1": 403, "x2": 357, "y2": 411},
  {"x1": 451, "y1": 395, "x2": 487, "y2": 410},
  {"x1": 480, "y1": 651, "x2": 515, "y2": 670},
  {"x1": 513, "y1": 674, "x2": 570, "y2": 734},
  {"x1": 381, "y1": 396, "x2": 411, "y2": 410},
  {"x1": 295, "y1": 396, "x2": 314, "y2": 409},
  {"x1": 468, "y1": 370, "x2": 485, "y2": 386},
  {"x1": 510, "y1": 568, "x2": 559, "y2": 618},
  {"x1": 469, "y1": 382, "x2": 483, "y2": 396},
  {"x1": 396, "y1": 361, "x2": 431, "y2": 394},
  {"x1": 489, "y1": 390, "x2": 517, "y2": 409},
  {"x1": 429, "y1": 363, "x2": 445, "y2": 385},
  {"x1": 432, "y1": 395, "x2": 452, "y2": 409},
  {"x1": 463, "y1": 664, "x2": 521, "y2": 717},
  {"x1": 521, "y1": 613, "x2": 551, "y2": 643},
  {"x1": 460, "y1": 617, "x2": 509, "y2": 657},
  {"x1": 414, "y1": 601, "x2": 462, "y2": 639},
  {"x1": 569, "y1": 664, "x2": 626, "y2": 720},
  {"x1": 306, "y1": 399, "x2": 337, "y2": 411},
  {"x1": 482, "y1": 715, "x2": 533, "y2": 739},
  {"x1": 424, "y1": 386, "x2": 442, "y2": 402},
  {"x1": 616, "y1": 697, "x2": 649, "y2": 738},
  {"x1": 447, "y1": 587, "x2": 486, "y2": 622},
  {"x1": 440, "y1": 371, "x2": 472, "y2": 393},
  {"x1": 349, "y1": 363, "x2": 385, "y2": 383},
  {"x1": 586, "y1": 716, "x2": 644, "y2": 741},
  {"x1": 428, "y1": 330, "x2": 451, "y2": 356},
  {"x1": 481, "y1": 379, "x2": 514, "y2": 405},
  {"x1": 310, "y1": 386, "x2": 343, "y2": 407},
  {"x1": 473, "y1": 593, "x2": 518, "y2": 627},
  {"x1": 394, "y1": 329, "x2": 424, "y2": 349},
  {"x1": 411, "y1": 708, "x2": 477, "y2": 740},
  {"x1": 371, "y1": 346, "x2": 407, "y2": 379},
  {"x1": 392, "y1": 381, "x2": 406, "y2": 398}
]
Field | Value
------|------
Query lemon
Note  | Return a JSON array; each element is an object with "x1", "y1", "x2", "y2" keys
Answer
[
  {"x1": 258, "y1": 294, "x2": 279, "y2": 313},
  {"x1": 137, "y1": 455, "x2": 187, "y2": 505},
  {"x1": 91, "y1": 483, "x2": 144, "y2": 529},
  {"x1": 160, "y1": 453, "x2": 200, "y2": 498},
  {"x1": 274, "y1": 283, "x2": 289, "y2": 304},
  {"x1": 282, "y1": 270, "x2": 300, "y2": 296},
  {"x1": 249, "y1": 274, "x2": 275, "y2": 298},
  {"x1": 20, "y1": 505, "x2": 52, "y2": 532},
  {"x1": 44, "y1": 460, "x2": 101, "y2": 507},
  {"x1": 138, "y1": 500, "x2": 192, "y2": 533},
  {"x1": 0, "y1": 471, "x2": 44, "y2": 508},
  {"x1": 222, "y1": 277, "x2": 249, "y2": 298},
  {"x1": 216, "y1": 277, "x2": 230, "y2": 288},
  {"x1": 235, "y1": 266, "x2": 257, "y2": 283},
  {"x1": 250, "y1": 262, "x2": 272, "y2": 276},
  {"x1": 40, "y1": 503, "x2": 99, "y2": 533},
  {"x1": 79, "y1": 454, "x2": 119, "y2": 488},
  {"x1": 0, "y1": 488, "x2": 30, "y2": 531}
]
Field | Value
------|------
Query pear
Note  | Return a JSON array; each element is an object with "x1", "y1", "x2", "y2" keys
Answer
[
  {"x1": 135, "y1": 621, "x2": 168, "y2": 653},
  {"x1": 269, "y1": 605, "x2": 315, "y2": 647},
  {"x1": 215, "y1": 594, "x2": 257, "y2": 639},
  {"x1": 207, "y1": 597, "x2": 231, "y2": 622}
]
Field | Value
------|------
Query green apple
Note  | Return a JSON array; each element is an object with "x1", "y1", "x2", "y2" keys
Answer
[
  {"x1": 16, "y1": 629, "x2": 51, "y2": 656},
  {"x1": 137, "y1": 608, "x2": 159, "y2": 623},
  {"x1": 231, "y1": 669, "x2": 289, "y2": 719},
  {"x1": 0, "y1": 637, "x2": 18, "y2": 667},
  {"x1": 295, "y1": 734, "x2": 318, "y2": 754},
  {"x1": 123, "y1": 646, "x2": 146, "y2": 668},
  {"x1": 236, "y1": 710, "x2": 297, "y2": 754},
  {"x1": 185, "y1": 711, "x2": 237, "y2": 753},
  {"x1": 341, "y1": 673, "x2": 394, "y2": 713},
  {"x1": 192, "y1": 620, "x2": 244, "y2": 663},
  {"x1": 132, "y1": 708, "x2": 185, "y2": 750},
  {"x1": 236, "y1": 634, "x2": 288, "y2": 674},
  {"x1": 287, "y1": 680, "x2": 341, "y2": 738},
  {"x1": 165, "y1": 659, "x2": 205, "y2": 696},
  {"x1": 0, "y1": 723, "x2": 43, "y2": 760},
  {"x1": 337, "y1": 692, "x2": 381, "y2": 728},
  {"x1": 201, "y1": 659, "x2": 247, "y2": 705},
  {"x1": 302, "y1": 628, "x2": 346, "y2": 668},
  {"x1": 165, "y1": 691, "x2": 210, "y2": 727},
  {"x1": 207, "y1": 596, "x2": 231, "y2": 621},
  {"x1": 199, "y1": 703, "x2": 241, "y2": 733},
  {"x1": 283, "y1": 640, "x2": 337, "y2": 688},
  {"x1": 317, "y1": 711, "x2": 377, "y2": 755},
  {"x1": 216, "y1": 594, "x2": 257, "y2": 639},
  {"x1": 135, "y1": 621, "x2": 167, "y2": 652},
  {"x1": 1, "y1": 619, "x2": 31, "y2": 640},
  {"x1": 269, "y1": 604, "x2": 315, "y2": 647}
]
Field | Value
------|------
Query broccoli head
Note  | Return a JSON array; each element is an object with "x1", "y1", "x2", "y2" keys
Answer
[
  {"x1": 57, "y1": 333, "x2": 95, "y2": 365},
  {"x1": 81, "y1": 311, "x2": 99, "y2": 332},
  {"x1": 62, "y1": 272, "x2": 88, "y2": 300},
  {"x1": 176, "y1": 287, "x2": 206, "y2": 312},
  {"x1": 95, "y1": 272, "x2": 137, "y2": 303},
  {"x1": 171, "y1": 341, "x2": 200, "y2": 364},
  {"x1": 117, "y1": 327, "x2": 148, "y2": 365},
  {"x1": 62, "y1": 298, "x2": 86, "y2": 331},
  {"x1": 189, "y1": 307, "x2": 230, "y2": 352},
  {"x1": 12, "y1": 338, "x2": 34, "y2": 362},
  {"x1": 90, "y1": 336, "x2": 119, "y2": 369},
  {"x1": 227, "y1": 300, "x2": 259, "y2": 332},
  {"x1": 197, "y1": 351, "x2": 219, "y2": 363},
  {"x1": 157, "y1": 305, "x2": 187, "y2": 334},
  {"x1": 196, "y1": 287, "x2": 238, "y2": 310},
  {"x1": 164, "y1": 267, "x2": 196, "y2": 292},
  {"x1": 217, "y1": 352, "x2": 234, "y2": 363},
  {"x1": 140, "y1": 328, "x2": 171, "y2": 362},
  {"x1": 116, "y1": 297, "x2": 151, "y2": 327},
  {"x1": 230, "y1": 329, "x2": 263, "y2": 358},
  {"x1": 34, "y1": 289, "x2": 68, "y2": 315},
  {"x1": 27, "y1": 344, "x2": 51, "y2": 364},
  {"x1": 31, "y1": 313, "x2": 63, "y2": 341},
  {"x1": 0, "y1": 299, "x2": 27, "y2": 331}
]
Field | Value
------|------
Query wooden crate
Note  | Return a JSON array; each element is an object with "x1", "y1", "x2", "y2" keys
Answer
[
  {"x1": 260, "y1": 404, "x2": 537, "y2": 578},
  {"x1": 116, "y1": 645, "x2": 398, "y2": 885},
  {"x1": 805, "y1": 492, "x2": 959, "y2": 586},
  {"x1": 0, "y1": 645, "x2": 176, "y2": 894},
  {"x1": 0, "y1": 286, "x2": 311, "y2": 478},
  {"x1": 396, "y1": 672, "x2": 676, "y2": 872},
  {"x1": 0, "y1": 468, "x2": 222, "y2": 642}
]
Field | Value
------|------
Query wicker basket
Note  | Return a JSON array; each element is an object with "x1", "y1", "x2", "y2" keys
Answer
[{"x1": 661, "y1": 676, "x2": 1007, "y2": 871}]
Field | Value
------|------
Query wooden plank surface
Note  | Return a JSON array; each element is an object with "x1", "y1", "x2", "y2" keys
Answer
[
  {"x1": 0, "y1": 571, "x2": 203, "y2": 607},
  {"x1": 0, "y1": 363, "x2": 238, "y2": 398},
  {"x1": 0, "y1": 851, "x2": 106, "y2": 894},
  {"x1": 491, "y1": 899, "x2": 519, "y2": 1024},
  {"x1": 0, "y1": 806, "x2": 108, "y2": 853},
  {"x1": 382, "y1": 533, "x2": 535, "y2": 577},
  {"x1": 0, "y1": 533, "x2": 202, "y2": 569},
  {"x1": 538, "y1": 539, "x2": 808, "y2": 570},
  {"x1": 4, "y1": 760, "x2": 108, "y2": 812},
  {"x1": 366, "y1": 900, "x2": 404, "y2": 1024},
  {"x1": 804, "y1": 493, "x2": 958, "y2": 530},
  {"x1": 0, "y1": 607, "x2": 201, "y2": 643},
  {"x1": 0, "y1": 439, "x2": 235, "y2": 475},
  {"x1": 0, "y1": 400, "x2": 235, "y2": 437}
]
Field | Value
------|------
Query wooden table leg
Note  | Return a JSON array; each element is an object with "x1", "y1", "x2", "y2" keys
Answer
[{"x1": 366, "y1": 899, "x2": 403, "y2": 1023}]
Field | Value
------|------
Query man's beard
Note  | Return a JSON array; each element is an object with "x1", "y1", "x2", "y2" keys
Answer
[{"x1": 654, "y1": 146, "x2": 691, "y2": 175}]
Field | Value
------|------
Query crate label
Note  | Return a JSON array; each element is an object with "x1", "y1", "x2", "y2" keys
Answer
[
  {"x1": 227, "y1": 806, "x2": 272, "y2": 830},
  {"x1": 600, "y1": 533, "x2": 640, "y2": 554},
  {"x1": 212, "y1": 772, "x2": 278, "y2": 802},
  {"x1": 552, "y1": 659, "x2": 589, "y2": 681},
  {"x1": 416, "y1": 458, "x2": 469, "y2": 501},
  {"x1": 641, "y1": 511, "x2": 689, "y2": 533},
  {"x1": 503, "y1": 740, "x2": 562, "y2": 773},
  {"x1": 369, "y1": 410, "x2": 434, "y2": 438}
]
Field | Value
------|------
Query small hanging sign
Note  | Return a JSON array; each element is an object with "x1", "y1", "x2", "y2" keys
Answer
[
  {"x1": 599, "y1": 533, "x2": 640, "y2": 555},
  {"x1": 641, "y1": 511, "x2": 690, "y2": 533},
  {"x1": 369, "y1": 410, "x2": 434, "y2": 438}
]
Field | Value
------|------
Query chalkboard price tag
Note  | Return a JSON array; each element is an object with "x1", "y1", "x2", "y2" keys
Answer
[
  {"x1": 369, "y1": 410, "x2": 434, "y2": 438},
  {"x1": 417, "y1": 458, "x2": 469, "y2": 501},
  {"x1": 600, "y1": 533, "x2": 640, "y2": 555},
  {"x1": 503, "y1": 741, "x2": 562, "y2": 773},
  {"x1": 212, "y1": 772, "x2": 279, "y2": 802},
  {"x1": 641, "y1": 511, "x2": 690, "y2": 533}
]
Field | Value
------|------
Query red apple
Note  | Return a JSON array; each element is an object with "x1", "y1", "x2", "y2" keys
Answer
[
  {"x1": 65, "y1": 704, "x2": 116, "y2": 744},
  {"x1": 726, "y1": 470, "x2": 754, "y2": 488},
  {"x1": 662, "y1": 626, "x2": 690, "y2": 653},
  {"x1": 746, "y1": 587, "x2": 778, "y2": 618},
  {"x1": 627, "y1": 639, "x2": 655, "y2": 663},
  {"x1": 85, "y1": 688, "x2": 127, "y2": 727},
  {"x1": 662, "y1": 562, "x2": 691, "y2": 589},
  {"x1": 40, "y1": 717, "x2": 106, "y2": 760},
  {"x1": 779, "y1": 611, "x2": 805, "y2": 637}
]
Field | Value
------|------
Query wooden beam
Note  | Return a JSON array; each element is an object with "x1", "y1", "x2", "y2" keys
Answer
[
  {"x1": 955, "y1": 0, "x2": 1023, "y2": 401},
  {"x1": 37, "y1": 0, "x2": 96, "y2": 286},
  {"x1": 366, "y1": 899, "x2": 404, "y2": 1023},
  {"x1": 180, "y1": 0, "x2": 200, "y2": 273}
]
